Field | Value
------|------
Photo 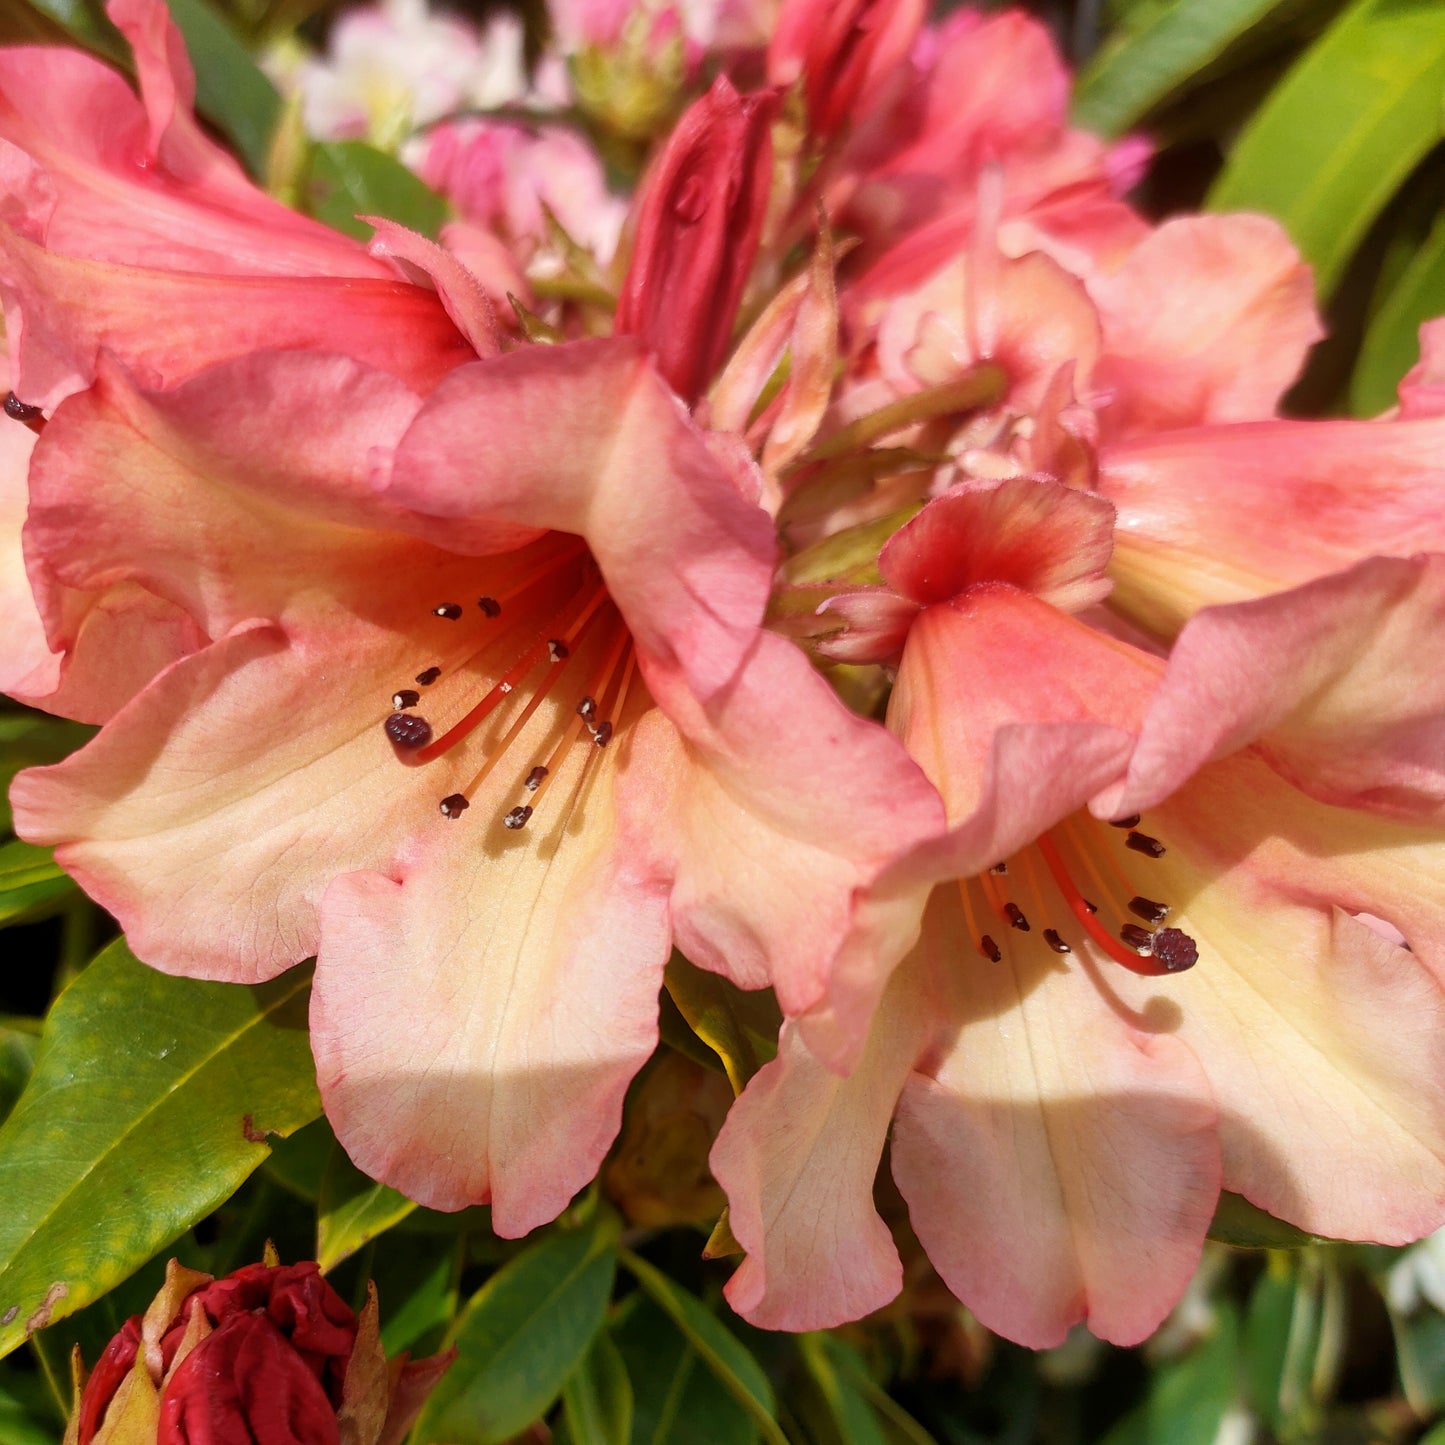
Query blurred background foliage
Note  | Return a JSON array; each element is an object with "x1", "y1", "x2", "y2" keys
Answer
[{"x1": 3, "y1": 0, "x2": 1445, "y2": 1440}]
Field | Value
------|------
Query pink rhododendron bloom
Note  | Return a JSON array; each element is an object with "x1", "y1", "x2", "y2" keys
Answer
[{"x1": 2, "y1": 0, "x2": 939, "y2": 1227}]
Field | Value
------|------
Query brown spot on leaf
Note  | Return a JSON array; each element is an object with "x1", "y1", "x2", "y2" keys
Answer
[
  {"x1": 25, "y1": 1281, "x2": 68, "y2": 1333},
  {"x1": 241, "y1": 1114, "x2": 269, "y2": 1144}
]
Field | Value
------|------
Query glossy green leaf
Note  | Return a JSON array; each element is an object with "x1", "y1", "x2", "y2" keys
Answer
[
  {"x1": 0, "y1": 1020, "x2": 41, "y2": 1129},
  {"x1": 1207, "y1": 0, "x2": 1445, "y2": 296},
  {"x1": 0, "y1": 842, "x2": 74, "y2": 928},
  {"x1": 613, "y1": 1297, "x2": 757, "y2": 1445},
  {"x1": 663, "y1": 955, "x2": 780, "y2": 1095},
  {"x1": 1073, "y1": 0, "x2": 1293, "y2": 136},
  {"x1": 162, "y1": 0, "x2": 281, "y2": 178},
  {"x1": 316, "y1": 1139, "x2": 416, "y2": 1273},
  {"x1": 1208, "y1": 1190, "x2": 1323, "y2": 1247},
  {"x1": 304, "y1": 141, "x2": 449, "y2": 241},
  {"x1": 0, "y1": 941, "x2": 320, "y2": 1358},
  {"x1": 1353, "y1": 207, "x2": 1445, "y2": 413},
  {"x1": 563, "y1": 1330, "x2": 633, "y2": 1445},
  {"x1": 374, "y1": 1236, "x2": 458, "y2": 1358},
  {"x1": 618, "y1": 1250, "x2": 785, "y2": 1445},
  {"x1": 415, "y1": 1215, "x2": 617, "y2": 1445}
]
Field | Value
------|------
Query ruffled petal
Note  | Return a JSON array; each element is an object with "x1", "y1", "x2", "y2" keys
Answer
[
  {"x1": 1100, "y1": 416, "x2": 1445, "y2": 637},
  {"x1": 1088, "y1": 214, "x2": 1321, "y2": 438},
  {"x1": 1111, "y1": 752, "x2": 1445, "y2": 1242},
  {"x1": 312, "y1": 683, "x2": 665, "y2": 1222},
  {"x1": 1101, "y1": 554, "x2": 1445, "y2": 824},
  {"x1": 891, "y1": 886, "x2": 1219, "y2": 1348},
  {"x1": 386, "y1": 338, "x2": 776, "y2": 701}
]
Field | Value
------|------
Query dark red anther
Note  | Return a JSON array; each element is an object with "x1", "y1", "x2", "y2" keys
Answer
[
  {"x1": 978, "y1": 935, "x2": 1001, "y2": 962},
  {"x1": 1109, "y1": 814, "x2": 1141, "y2": 830},
  {"x1": 1004, "y1": 902, "x2": 1029, "y2": 932},
  {"x1": 432, "y1": 603, "x2": 463, "y2": 620},
  {"x1": 525, "y1": 766, "x2": 548, "y2": 791},
  {"x1": 391, "y1": 689, "x2": 420, "y2": 710},
  {"x1": 1119, "y1": 923, "x2": 1154, "y2": 953},
  {"x1": 1044, "y1": 929, "x2": 1071, "y2": 954},
  {"x1": 1151, "y1": 928, "x2": 1198, "y2": 973},
  {"x1": 1125, "y1": 831, "x2": 1166, "y2": 859},
  {"x1": 385, "y1": 712, "x2": 433, "y2": 749},
  {"x1": 592, "y1": 721, "x2": 614, "y2": 748},
  {"x1": 1128, "y1": 896, "x2": 1170, "y2": 924},
  {"x1": 503, "y1": 804, "x2": 533, "y2": 830},
  {"x1": 415, "y1": 666, "x2": 442, "y2": 686},
  {"x1": 478, "y1": 597, "x2": 502, "y2": 618},
  {"x1": 548, "y1": 639, "x2": 569, "y2": 662},
  {"x1": 989, "y1": 861, "x2": 1008, "y2": 875},
  {"x1": 1082, "y1": 898, "x2": 1098, "y2": 914},
  {"x1": 439, "y1": 794, "x2": 469, "y2": 819},
  {"x1": 577, "y1": 696, "x2": 598, "y2": 722},
  {"x1": 4, "y1": 392, "x2": 44, "y2": 433}
]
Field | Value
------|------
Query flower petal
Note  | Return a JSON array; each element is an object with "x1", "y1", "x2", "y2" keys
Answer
[
  {"x1": 312, "y1": 686, "x2": 666, "y2": 1222},
  {"x1": 1114, "y1": 752, "x2": 1445, "y2": 1242},
  {"x1": 890, "y1": 888, "x2": 1219, "y2": 1348},
  {"x1": 386, "y1": 338, "x2": 776, "y2": 701},
  {"x1": 1100, "y1": 416, "x2": 1445, "y2": 636},
  {"x1": 1088, "y1": 214, "x2": 1321, "y2": 438},
  {"x1": 366, "y1": 219, "x2": 500, "y2": 360},
  {"x1": 1101, "y1": 554, "x2": 1445, "y2": 824}
]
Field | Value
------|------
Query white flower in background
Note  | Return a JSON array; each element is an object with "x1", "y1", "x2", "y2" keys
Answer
[
  {"x1": 1386, "y1": 1225, "x2": 1445, "y2": 1316},
  {"x1": 270, "y1": 0, "x2": 530, "y2": 149}
]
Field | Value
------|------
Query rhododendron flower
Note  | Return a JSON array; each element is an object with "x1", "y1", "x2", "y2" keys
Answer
[
  {"x1": 70, "y1": 1256, "x2": 449, "y2": 1445},
  {"x1": 715, "y1": 474, "x2": 1445, "y2": 1346},
  {"x1": 1, "y1": 0, "x2": 942, "y2": 1227}
]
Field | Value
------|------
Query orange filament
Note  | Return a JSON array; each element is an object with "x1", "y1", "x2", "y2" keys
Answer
[{"x1": 417, "y1": 583, "x2": 607, "y2": 763}]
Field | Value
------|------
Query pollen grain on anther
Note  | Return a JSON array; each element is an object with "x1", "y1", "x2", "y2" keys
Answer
[
  {"x1": 432, "y1": 603, "x2": 464, "y2": 620},
  {"x1": 989, "y1": 861, "x2": 1008, "y2": 875},
  {"x1": 1004, "y1": 902, "x2": 1029, "y2": 932},
  {"x1": 392, "y1": 689, "x2": 421, "y2": 710},
  {"x1": 503, "y1": 805, "x2": 534, "y2": 830},
  {"x1": 4, "y1": 392, "x2": 45, "y2": 433},
  {"x1": 439, "y1": 793, "x2": 470, "y2": 819},
  {"x1": 478, "y1": 596, "x2": 502, "y2": 617},
  {"x1": 1152, "y1": 927, "x2": 1199, "y2": 972},
  {"x1": 1128, "y1": 895, "x2": 1170, "y2": 924},
  {"x1": 1043, "y1": 929, "x2": 1071, "y2": 954},
  {"x1": 385, "y1": 712, "x2": 433, "y2": 749},
  {"x1": 1119, "y1": 923, "x2": 1154, "y2": 953},
  {"x1": 1125, "y1": 830, "x2": 1166, "y2": 858},
  {"x1": 979, "y1": 934, "x2": 1002, "y2": 962},
  {"x1": 592, "y1": 721, "x2": 614, "y2": 748},
  {"x1": 525, "y1": 766, "x2": 548, "y2": 790},
  {"x1": 415, "y1": 666, "x2": 442, "y2": 686}
]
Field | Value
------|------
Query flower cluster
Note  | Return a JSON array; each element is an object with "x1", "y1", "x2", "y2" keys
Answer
[{"x1": 3, "y1": 0, "x2": 1444, "y2": 1351}]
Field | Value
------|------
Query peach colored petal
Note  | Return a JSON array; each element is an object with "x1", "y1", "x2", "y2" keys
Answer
[
  {"x1": 1088, "y1": 214, "x2": 1321, "y2": 438},
  {"x1": 1100, "y1": 417, "x2": 1445, "y2": 636},
  {"x1": 0, "y1": 412, "x2": 55, "y2": 700},
  {"x1": 620, "y1": 630, "x2": 942, "y2": 1023},
  {"x1": 891, "y1": 888, "x2": 1219, "y2": 1348},
  {"x1": 0, "y1": 227, "x2": 470, "y2": 409},
  {"x1": 1111, "y1": 752, "x2": 1445, "y2": 1242},
  {"x1": 1397, "y1": 318, "x2": 1445, "y2": 419},
  {"x1": 365, "y1": 219, "x2": 500, "y2": 360},
  {"x1": 386, "y1": 339, "x2": 776, "y2": 702},
  {"x1": 1100, "y1": 555, "x2": 1445, "y2": 824},
  {"x1": 312, "y1": 683, "x2": 666, "y2": 1222},
  {"x1": 711, "y1": 1000, "x2": 923, "y2": 1330}
]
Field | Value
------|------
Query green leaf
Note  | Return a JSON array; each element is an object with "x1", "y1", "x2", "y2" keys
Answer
[
  {"x1": 1207, "y1": 0, "x2": 1445, "y2": 296},
  {"x1": 0, "y1": 1020, "x2": 41, "y2": 1129},
  {"x1": 0, "y1": 941, "x2": 320, "y2": 1358},
  {"x1": 818, "y1": 1343, "x2": 934, "y2": 1445},
  {"x1": 797, "y1": 1334, "x2": 890, "y2": 1445},
  {"x1": 415, "y1": 1215, "x2": 617, "y2": 1445},
  {"x1": 316, "y1": 1140, "x2": 416, "y2": 1273},
  {"x1": 1208, "y1": 1190, "x2": 1323, "y2": 1248},
  {"x1": 1101, "y1": 1301, "x2": 1241, "y2": 1445},
  {"x1": 0, "y1": 842, "x2": 75, "y2": 928},
  {"x1": 618, "y1": 1250, "x2": 785, "y2": 1445},
  {"x1": 663, "y1": 955, "x2": 780, "y2": 1095},
  {"x1": 0, "y1": 1377, "x2": 57, "y2": 1445},
  {"x1": 162, "y1": 0, "x2": 281, "y2": 178},
  {"x1": 612, "y1": 1297, "x2": 757, "y2": 1445},
  {"x1": 563, "y1": 1330, "x2": 633, "y2": 1445},
  {"x1": 22, "y1": 0, "x2": 124, "y2": 59},
  {"x1": 1073, "y1": 0, "x2": 1294, "y2": 136},
  {"x1": 375, "y1": 1238, "x2": 458, "y2": 1357},
  {"x1": 0, "y1": 716, "x2": 94, "y2": 835},
  {"x1": 1353, "y1": 206, "x2": 1445, "y2": 413},
  {"x1": 304, "y1": 141, "x2": 449, "y2": 242}
]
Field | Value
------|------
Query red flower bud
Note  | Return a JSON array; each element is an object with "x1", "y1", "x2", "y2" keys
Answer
[
  {"x1": 72, "y1": 1260, "x2": 449, "y2": 1445},
  {"x1": 615, "y1": 76, "x2": 776, "y2": 403},
  {"x1": 767, "y1": 0, "x2": 924, "y2": 138}
]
